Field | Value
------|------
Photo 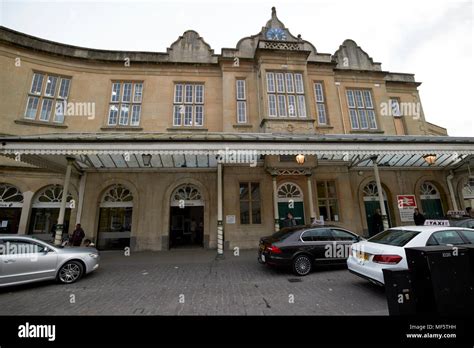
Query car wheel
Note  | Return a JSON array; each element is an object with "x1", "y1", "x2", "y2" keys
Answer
[
  {"x1": 292, "y1": 255, "x2": 312, "y2": 276},
  {"x1": 57, "y1": 261, "x2": 83, "y2": 284}
]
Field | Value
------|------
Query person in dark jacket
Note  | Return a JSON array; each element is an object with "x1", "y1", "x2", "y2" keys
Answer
[
  {"x1": 69, "y1": 223, "x2": 85, "y2": 246},
  {"x1": 371, "y1": 209, "x2": 384, "y2": 236},
  {"x1": 413, "y1": 208, "x2": 426, "y2": 226},
  {"x1": 283, "y1": 212, "x2": 297, "y2": 228}
]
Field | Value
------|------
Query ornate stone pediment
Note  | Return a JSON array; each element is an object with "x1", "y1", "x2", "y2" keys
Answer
[{"x1": 167, "y1": 30, "x2": 217, "y2": 63}]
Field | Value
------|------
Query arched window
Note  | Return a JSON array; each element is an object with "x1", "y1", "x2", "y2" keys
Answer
[
  {"x1": 171, "y1": 184, "x2": 203, "y2": 206},
  {"x1": 362, "y1": 181, "x2": 387, "y2": 201},
  {"x1": 29, "y1": 185, "x2": 73, "y2": 237},
  {"x1": 0, "y1": 183, "x2": 23, "y2": 234},
  {"x1": 277, "y1": 182, "x2": 303, "y2": 202},
  {"x1": 420, "y1": 181, "x2": 440, "y2": 199},
  {"x1": 97, "y1": 184, "x2": 133, "y2": 250}
]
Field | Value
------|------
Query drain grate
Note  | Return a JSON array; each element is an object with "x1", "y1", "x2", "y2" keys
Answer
[{"x1": 288, "y1": 278, "x2": 302, "y2": 283}]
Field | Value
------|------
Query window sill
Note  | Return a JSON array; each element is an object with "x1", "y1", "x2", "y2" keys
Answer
[
  {"x1": 100, "y1": 126, "x2": 143, "y2": 131},
  {"x1": 350, "y1": 129, "x2": 384, "y2": 134},
  {"x1": 261, "y1": 117, "x2": 316, "y2": 123},
  {"x1": 15, "y1": 119, "x2": 68, "y2": 129},
  {"x1": 233, "y1": 124, "x2": 253, "y2": 128},
  {"x1": 167, "y1": 127, "x2": 208, "y2": 131},
  {"x1": 316, "y1": 125, "x2": 334, "y2": 129}
]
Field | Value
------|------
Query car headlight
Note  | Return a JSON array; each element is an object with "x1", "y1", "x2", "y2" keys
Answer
[{"x1": 89, "y1": 253, "x2": 99, "y2": 259}]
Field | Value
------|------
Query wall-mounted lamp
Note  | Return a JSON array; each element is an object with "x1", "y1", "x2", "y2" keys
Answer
[
  {"x1": 142, "y1": 154, "x2": 152, "y2": 167},
  {"x1": 296, "y1": 154, "x2": 305, "y2": 165},
  {"x1": 423, "y1": 154, "x2": 437, "y2": 165}
]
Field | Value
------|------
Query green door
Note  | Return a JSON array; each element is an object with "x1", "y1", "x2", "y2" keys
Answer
[
  {"x1": 364, "y1": 200, "x2": 391, "y2": 237},
  {"x1": 421, "y1": 199, "x2": 444, "y2": 219},
  {"x1": 278, "y1": 202, "x2": 305, "y2": 228}
]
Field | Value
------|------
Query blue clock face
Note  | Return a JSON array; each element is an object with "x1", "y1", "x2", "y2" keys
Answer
[{"x1": 266, "y1": 28, "x2": 287, "y2": 41}]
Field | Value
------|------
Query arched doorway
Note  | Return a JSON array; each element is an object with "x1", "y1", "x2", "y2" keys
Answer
[
  {"x1": 97, "y1": 184, "x2": 133, "y2": 250},
  {"x1": 169, "y1": 184, "x2": 204, "y2": 248},
  {"x1": 419, "y1": 181, "x2": 444, "y2": 219},
  {"x1": 0, "y1": 183, "x2": 24, "y2": 234},
  {"x1": 362, "y1": 181, "x2": 392, "y2": 236},
  {"x1": 277, "y1": 182, "x2": 305, "y2": 227},
  {"x1": 29, "y1": 185, "x2": 73, "y2": 240},
  {"x1": 462, "y1": 178, "x2": 474, "y2": 210}
]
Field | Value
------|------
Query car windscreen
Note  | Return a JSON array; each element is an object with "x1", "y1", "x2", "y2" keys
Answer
[
  {"x1": 272, "y1": 227, "x2": 301, "y2": 241},
  {"x1": 368, "y1": 229, "x2": 420, "y2": 247}
]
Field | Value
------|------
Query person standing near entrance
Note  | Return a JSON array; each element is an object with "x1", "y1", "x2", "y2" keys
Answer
[
  {"x1": 69, "y1": 223, "x2": 85, "y2": 246},
  {"x1": 371, "y1": 209, "x2": 384, "y2": 237},
  {"x1": 283, "y1": 212, "x2": 297, "y2": 228},
  {"x1": 413, "y1": 208, "x2": 426, "y2": 226}
]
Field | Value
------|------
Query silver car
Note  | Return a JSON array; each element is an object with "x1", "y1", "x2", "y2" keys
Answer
[{"x1": 0, "y1": 235, "x2": 99, "y2": 287}]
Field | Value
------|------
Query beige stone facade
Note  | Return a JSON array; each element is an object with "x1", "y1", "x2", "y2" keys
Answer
[{"x1": 0, "y1": 8, "x2": 473, "y2": 251}]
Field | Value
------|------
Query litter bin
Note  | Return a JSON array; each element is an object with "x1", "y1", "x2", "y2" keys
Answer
[{"x1": 382, "y1": 268, "x2": 417, "y2": 315}]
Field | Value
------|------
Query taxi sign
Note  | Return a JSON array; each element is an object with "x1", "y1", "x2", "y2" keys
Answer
[{"x1": 424, "y1": 220, "x2": 450, "y2": 226}]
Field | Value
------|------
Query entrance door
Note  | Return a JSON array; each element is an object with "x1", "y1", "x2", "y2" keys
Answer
[
  {"x1": 364, "y1": 200, "x2": 391, "y2": 237},
  {"x1": 277, "y1": 182, "x2": 305, "y2": 228},
  {"x1": 420, "y1": 181, "x2": 444, "y2": 219},
  {"x1": 169, "y1": 184, "x2": 205, "y2": 249},
  {"x1": 169, "y1": 206, "x2": 204, "y2": 248}
]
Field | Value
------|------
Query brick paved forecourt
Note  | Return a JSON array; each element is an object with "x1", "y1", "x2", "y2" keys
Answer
[{"x1": 0, "y1": 250, "x2": 388, "y2": 315}]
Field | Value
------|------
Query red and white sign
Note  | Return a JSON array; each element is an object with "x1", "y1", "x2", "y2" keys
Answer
[
  {"x1": 397, "y1": 195, "x2": 417, "y2": 222},
  {"x1": 397, "y1": 195, "x2": 417, "y2": 209}
]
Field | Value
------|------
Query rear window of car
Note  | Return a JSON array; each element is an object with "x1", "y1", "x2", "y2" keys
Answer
[
  {"x1": 272, "y1": 228, "x2": 300, "y2": 241},
  {"x1": 368, "y1": 229, "x2": 420, "y2": 246},
  {"x1": 460, "y1": 229, "x2": 474, "y2": 243}
]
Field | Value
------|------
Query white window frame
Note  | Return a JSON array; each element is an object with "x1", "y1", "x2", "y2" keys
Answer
[
  {"x1": 346, "y1": 89, "x2": 377, "y2": 130},
  {"x1": 173, "y1": 83, "x2": 205, "y2": 127},
  {"x1": 108, "y1": 81, "x2": 143, "y2": 127},
  {"x1": 266, "y1": 71, "x2": 306, "y2": 118},
  {"x1": 236, "y1": 79, "x2": 247, "y2": 123}
]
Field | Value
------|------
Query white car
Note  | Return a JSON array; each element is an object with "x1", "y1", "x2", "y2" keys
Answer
[{"x1": 347, "y1": 226, "x2": 474, "y2": 285}]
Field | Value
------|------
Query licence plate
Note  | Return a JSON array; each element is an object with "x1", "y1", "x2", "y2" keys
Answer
[{"x1": 261, "y1": 254, "x2": 266, "y2": 262}]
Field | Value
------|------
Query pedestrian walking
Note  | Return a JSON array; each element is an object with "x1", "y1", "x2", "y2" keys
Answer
[
  {"x1": 69, "y1": 223, "x2": 85, "y2": 247},
  {"x1": 413, "y1": 208, "x2": 426, "y2": 226}
]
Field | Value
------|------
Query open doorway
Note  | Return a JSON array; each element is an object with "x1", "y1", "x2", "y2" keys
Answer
[{"x1": 170, "y1": 206, "x2": 204, "y2": 248}]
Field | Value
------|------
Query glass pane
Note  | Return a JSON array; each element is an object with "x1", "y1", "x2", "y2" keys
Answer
[
  {"x1": 30, "y1": 73, "x2": 44, "y2": 94},
  {"x1": 173, "y1": 105, "x2": 182, "y2": 126},
  {"x1": 195, "y1": 105, "x2": 203, "y2": 126},
  {"x1": 119, "y1": 104, "x2": 130, "y2": 125},
  {"x1": 266, "y1": 73, "x2": 275, "y2": 93},
  {"x1": 317, "y1": 103, "x2": 326, "y2": 124},
  {"x1": 297, "y1": 95, "x2": 306, "y2": 117},
  {"x1": 108, "y1": 104, "x2": 119, "y2": 125},
  {"x1": 133, "y1": 83, "x2": 143, "y2": 103},
  {"x1": 287, "y1": 95, "x2": 296, "y2": 117},
  {"x1": 239, "y1": 183, "x2": 249, "y2": 200},
  {"x1": 184, "y1": 105, "x2": 193, "y2": 125},
  {"x1": 327, "y1": 181, "x2": 337, "y2": 197},
  {"x1": 250, "y1": 183, "x2": 260, "y2": 201},
  {"x1": 58, "y1": 78, "x2": 71, "y2": 99},
  {"x1": 252, "y1": 201, "x2": 261, "y2": 224},
  {"x1": 185, "y1": 84, "x2": 193, "y2": 103},
  {"x1": 359, "y1": 109, "x2": 368, "y2": 129},
  {"x1": 285, "y1": 73, "x2": 294, "y2": 93},
  {"x1": 314, "y1": 83, "x2": 324, "y2": 102},
  {"x1": 131, "y1": 105, "x2": 141, "y2": 126},
  {"x1": 195, "y1": 85, "x2": 204, "y2": 104},
  {"x1": 174, "y1": 84, "x2": 183, "y2": 103},
  {"x1": 237, "y1": 101, "x2": 246, "y2": 123},
  {"x1": 111, "y1": 83, "x2": 121, "y2": 102},
  {"x1": 268, "y1": 95, "x2": 277, "y2": 117},
  {"x1": 277, "y1": 95, "x2": 287, "y2": 116},
  {"x1": 367, "y1": 110, "x2": 377, "y2": 129},
  {"x1": 44, "y1": 76, "x2": 58, "y2": 97},
  {"x1": 346, "y1": 90, "x2": 355, "y2": 108},
  {"x1": 122, "y1": 83, "x2": 132, "y2": 102},
  {"x1": 328, "y1": 199, "x2": 339, "y2": 221},
  {"x1": 294, "y1": 74, "x2": 304, "y2": 93},
  {"x1": 39, "y1": 99, "x2": 53, "y2": 121},
  {"x1": 240, "y1": 201, "x2": 250, "y2": 224},
  {"x1": 363, "y1": 90, "x2": 373, "y2": 108},
  {"x1": 276, "y1": 73, "x2": 285, "y2": 93},
  {"x1": 53, "y1": 100, "x2": 65, "y2": 123},
  {"x1": 25, "y1": 96, "x2": 39, "y2": 119},
  {"x1": 349, "y1": 109, "x2": 359, "y2": 129},
  {"x1": 354, "y1": 90, "x2": 364, "y2": 108},
  {"x1": 236, "y1": 80, "x2": 245, "y2": 100}
]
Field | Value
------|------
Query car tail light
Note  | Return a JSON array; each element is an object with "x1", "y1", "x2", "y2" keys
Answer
[
  {"x1": 373, "y1": 254, "x2": 402, "y2": 264},
  {"x1": 266, "y1": 245, "x2": 282, "y2": 254}
]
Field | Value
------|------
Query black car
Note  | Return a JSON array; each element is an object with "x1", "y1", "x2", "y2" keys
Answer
[
  {"x1": 449, "y1": 218, "x2": 474, "y2": 229},
  {"x1": 258, "y1": 225, "x2": 363, "y2": 276}
]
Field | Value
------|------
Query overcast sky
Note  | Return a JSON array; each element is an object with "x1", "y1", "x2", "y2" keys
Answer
[{"x1": 1, "y1": 0, "x2": 472, "y2": 136}]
